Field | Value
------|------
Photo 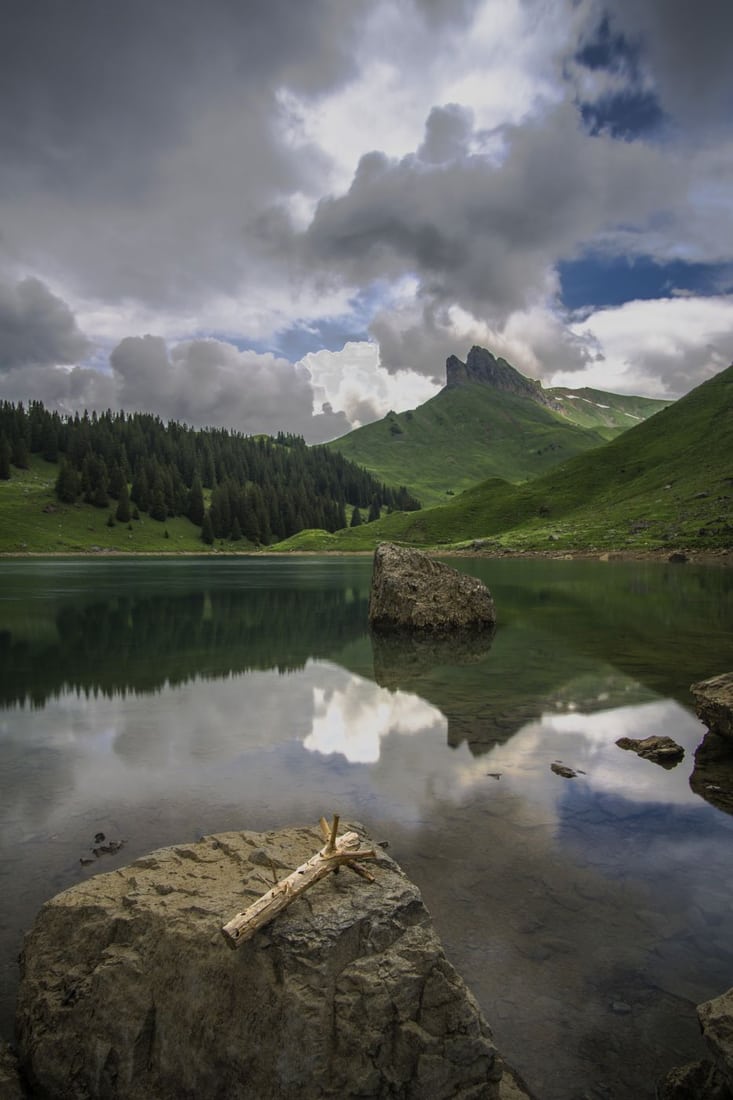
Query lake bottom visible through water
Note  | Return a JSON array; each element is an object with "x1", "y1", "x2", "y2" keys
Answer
[{"x1": 1, "y1": 555, "x2": 733, "y2": 1100}]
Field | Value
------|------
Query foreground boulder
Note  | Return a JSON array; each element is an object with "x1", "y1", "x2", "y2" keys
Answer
[
  {"x1": 691, "y1": 673, "x2": 733, "y2": 741},
  {"x1": 15, "y1": 823, "x2": 519, "y2": 1100},
  {"x1": 698, "y1": 988, "x2": 733, "y2": 1094},
  {"x1": 368, "y1": 543, "x2": 496, "y2": 633},
  {"x1": 660, "y1": 987, "x2": 733, "y2": 1099}
]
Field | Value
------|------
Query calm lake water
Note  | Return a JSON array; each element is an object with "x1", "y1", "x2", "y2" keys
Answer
[{"x1": 1, "y1": 555, "x2": 733, "y2": 1099}]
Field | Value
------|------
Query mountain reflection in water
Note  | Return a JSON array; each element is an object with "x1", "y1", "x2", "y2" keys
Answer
[{"x1": 1, "y1": 555, "x2": 733, "y2": 1100}]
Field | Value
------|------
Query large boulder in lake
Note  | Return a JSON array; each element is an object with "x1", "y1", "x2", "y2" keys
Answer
[
  {"x1": 15, "y1": 823, "x2": 519, "y2": 1100},
  {"x1": 691, "y1": 673, "x2": 733, "y2": 741},
  {"x1": 368, "y1": 543, "x2": 496, "y2": 633}
]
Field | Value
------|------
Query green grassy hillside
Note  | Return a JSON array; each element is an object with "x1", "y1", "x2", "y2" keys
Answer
[
  {"x1": 330, "y1": 383, "x2": 610, "y2": 506},
  {"x1": 548, "y1": 386, "x2": 669, "y2": 437},
  {"x1": 284, "y1": 363, "x2": 733, "y2": 553},
  {"x1": 328, "y1": 378, "x2": 668, "y2": 506},
  {"x1": 0, "y1": 457, "x2": 215, "y2": 553}
]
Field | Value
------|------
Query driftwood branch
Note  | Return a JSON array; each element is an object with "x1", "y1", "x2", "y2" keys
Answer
[{"x1": 221, "y1": 816, "x2": 377, "y2": 949}]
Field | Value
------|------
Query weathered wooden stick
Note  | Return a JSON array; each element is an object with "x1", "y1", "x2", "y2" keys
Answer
[
  {"x1": 327, "y1": 813, "x2": 340, "y2": 852},
  {"x1": 221, "y1": 826, "x2": 377, "y2": 949}
]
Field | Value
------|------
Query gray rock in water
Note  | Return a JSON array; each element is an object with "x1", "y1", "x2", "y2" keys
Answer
[
  {"x1": 691, "y1": 673, "x2": 733, "y2": 742},
  {"x1": 698, "y1": 987, "x2": 733, "y2": 1094},
  {"x1": 368, "y1": 542, "x2": 496, "y2": 633},
  {"x1": 15, "y1": 823, "x2": 515, "y2": 1100},
  {"x1": 615, "y1": 735, "x2": 685, "y2": 768}
]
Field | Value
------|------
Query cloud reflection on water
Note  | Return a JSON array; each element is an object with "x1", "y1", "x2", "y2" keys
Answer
[{"x1": 305, "y1": 668, "x2": 445, "y2": 764}]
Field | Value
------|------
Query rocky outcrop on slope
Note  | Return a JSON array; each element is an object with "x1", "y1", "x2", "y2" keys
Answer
[
  {"x1": 368, "y1": 542, "x2": 496, "y2": 633},
  {"x1": 15, "y1": 823, "x2": 521, "y2": 1100},
  {"x1": 445, "y1": 346, "x2": 561, "y2": 411},
  {"x1": 691, "y1": 673, "x2": 733, "y2": 741}
]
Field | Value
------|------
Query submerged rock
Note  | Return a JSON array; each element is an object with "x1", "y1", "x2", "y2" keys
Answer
[
  {"x1": 0, "y1": 1044, "x2": 26, "y2": 1099},
  {"x1": 657, "y1": 1059, "x2": 730, "y2": 1099},
  {"x1": 368, "y1": 542, "x2": 496, "y2": 633},
  {"x1": 691, "y1": 673, "x2": 733, "y2": 741},
  {"x1": 15, "y1": 823, "x2": 519, "y2": 1100},
  {"x1": 615, "y1": 735, "x2": 685, "y2": 768},
  {"x1": 690, "y1": 730, "x2": 733, "y2": 816},
  {"x1": 550, "y1": 763, "x2": 578, "y2": 779}
]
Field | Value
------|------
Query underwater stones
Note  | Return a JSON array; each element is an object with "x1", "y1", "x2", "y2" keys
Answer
[{"x1": 368, "y1": 542, "x2": 496, "y2": 633}]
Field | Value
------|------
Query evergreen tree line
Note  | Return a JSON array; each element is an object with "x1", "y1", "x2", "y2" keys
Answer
[{"x1": 0, "y1": 401, "x2": 420, "y2": 543}]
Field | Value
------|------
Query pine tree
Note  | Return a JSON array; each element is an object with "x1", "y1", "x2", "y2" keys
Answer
[
  {"x1": 0, "y1": 433, "x2": 11, "y2": 480},
  {"x1": 115, "y1": 483, "x2": 131, "y2": 523},
  {"x1": 187, "y1": 474, "x2": 205, "y2": 526},
  {"x1": 201, "y1": 512, "x2": 215, "y2": 545},
  {"x1": 55, "y1": 460, "x2": 81, "y2": 503},
  {"x1": 350, "y1": 506, "x2": 362, "y2": 527},
  {"x1": 11, "y1": 435, "x2": 29, "y2": 469},
  {"x1": 368, "y1": 496, "x2": 381, "y2": 523}
]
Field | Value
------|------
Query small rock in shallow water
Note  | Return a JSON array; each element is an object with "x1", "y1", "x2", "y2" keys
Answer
[
  {"x1": 615, "y1": 735, "x2": 684, "y2": 768},
  {"x1": 551, "y1": 762, "x2": 578, "y2": 779}
]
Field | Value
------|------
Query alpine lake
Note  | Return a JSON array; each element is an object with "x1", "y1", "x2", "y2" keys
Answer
[{"x1": 1, "y1": 554, "x2": 732, "y2": 1100}]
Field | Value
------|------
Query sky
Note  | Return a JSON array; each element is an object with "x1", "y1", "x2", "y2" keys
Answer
[{"x1": 1, "y1": 0, "x2": 732, "y2": 443}]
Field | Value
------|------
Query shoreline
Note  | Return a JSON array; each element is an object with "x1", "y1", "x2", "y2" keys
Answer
[{"x1": 0, "y1": 547, "x2": 731, "y2": 565}]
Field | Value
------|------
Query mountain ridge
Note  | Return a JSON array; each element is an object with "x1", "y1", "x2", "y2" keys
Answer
[
  {"x1": 309, "y1": 360, "x2": 733, "y2": 554},
  {"x1": 328, "y1": 346, "x2": 670, "y2": 506}
]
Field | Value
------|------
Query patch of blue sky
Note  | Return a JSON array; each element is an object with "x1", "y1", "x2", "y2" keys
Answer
[
  {"x1": 271, "y1": 282, "x2": 390, "y2": 361},
  {"x1": 558, "y1": 255, "x2": 733, "y2": 311},
  {"x1": 579, "y1": 90, "x2": 665, "y2": 140}
]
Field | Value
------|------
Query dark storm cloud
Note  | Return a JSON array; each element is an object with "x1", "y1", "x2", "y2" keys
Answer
[
  {"x1": 0, "y1": 0, "x2": 367, "y2": 196},
  {"x1": 302, "y1": 104, "x2": 681, "y2": 323},
  {"x1": 0, "y1": 0, "x2": 371, "y2": 305},
  {"x1": 576, "y1": 0, "x2": 733, "y2": 133},
  {"x1": 0, "y1": 276, "x2": 90, "y2": 370}
]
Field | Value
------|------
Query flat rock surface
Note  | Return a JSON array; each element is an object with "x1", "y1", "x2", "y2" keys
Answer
[
  {"x1": 368, "y1": 543, "x2": 496, "y2": 633},
  {"x1": 691, "y1": 674, "x2": 733, "y2": 741},
  {"x1": 16, "y1": 823, "x2": 512, "y2": 1100}
]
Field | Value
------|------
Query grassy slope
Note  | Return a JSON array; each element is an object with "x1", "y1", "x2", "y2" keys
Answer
[
  {"x1": 0, "y1": 457, "x2": 216, "y2": 553},
  {"x1": 280, "y1": 364, "x2": 733, "y2": 553},
  {"x1": 547, "y1": 386, "x2": 670, "y2": 437},
  {"x1": 328, "y1": 382, "x2": 619, "y2": 506}
]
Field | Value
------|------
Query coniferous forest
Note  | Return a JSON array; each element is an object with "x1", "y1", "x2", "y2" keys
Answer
[{"x1": 0, "y1": 401, "x2": 420, "y2": 544}]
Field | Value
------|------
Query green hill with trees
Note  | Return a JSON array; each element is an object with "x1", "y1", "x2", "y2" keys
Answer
[
  {"x1": 327, "y1": 346, "x2": 669, "y2": 505},
  {"x1": 283, "y1": 361, "x2": 733, "y2": 554},
  {"x1": 0, "y1": 403, "x2": 419, "y2": 554}
]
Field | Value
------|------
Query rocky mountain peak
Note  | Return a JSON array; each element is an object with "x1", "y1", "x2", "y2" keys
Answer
[{"x1": 445, "y1": 345, "x2": 561, "y2": 410}]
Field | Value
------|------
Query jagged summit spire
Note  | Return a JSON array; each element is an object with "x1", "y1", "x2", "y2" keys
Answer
[{"x1": 445, "y1": 346, "x2": 560, "y2": 410}]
